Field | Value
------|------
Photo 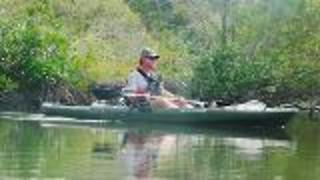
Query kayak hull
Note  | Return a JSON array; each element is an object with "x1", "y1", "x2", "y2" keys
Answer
[{"x1": 41, "y1": 103, "x2": 297, "y2": 127}]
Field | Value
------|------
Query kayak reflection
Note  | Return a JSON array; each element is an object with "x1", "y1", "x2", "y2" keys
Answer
[{"x1": 118, "y1": 130, "x2": 175, "y2": 180}]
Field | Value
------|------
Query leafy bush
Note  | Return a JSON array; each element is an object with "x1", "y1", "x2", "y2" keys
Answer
[
  {"x1": 0, "y1": 18, "x2": 71, "y2": 91},
  {"x1": 0, "y1": 75, "x2": 16, "y2": 91},
  {"x1": 192, "y1": 45, "x2": 275, "y2": 100}
]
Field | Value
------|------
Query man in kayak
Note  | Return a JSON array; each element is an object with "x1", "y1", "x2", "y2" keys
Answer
[{"x1": 123, "y1": 47, "x2": 192, "y2": 109}]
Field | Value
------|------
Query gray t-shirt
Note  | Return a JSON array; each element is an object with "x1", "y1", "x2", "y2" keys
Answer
[{"x1": 123, "y1": 70, "x2": 150, "y2": 93}]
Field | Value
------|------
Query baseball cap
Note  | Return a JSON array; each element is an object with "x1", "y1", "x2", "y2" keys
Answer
[{"x1": 140, "y1": 47, "x2": 160, "y2": 59}]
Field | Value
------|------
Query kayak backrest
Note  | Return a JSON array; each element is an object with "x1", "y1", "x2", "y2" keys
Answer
[{"x1": 91, "y1": 86, "x2": 123, "y2": 100}]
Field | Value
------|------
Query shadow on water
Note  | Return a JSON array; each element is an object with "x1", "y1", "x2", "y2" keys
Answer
[{"x1": 0, "y1": 112, "x2": 319, "y2": 180}]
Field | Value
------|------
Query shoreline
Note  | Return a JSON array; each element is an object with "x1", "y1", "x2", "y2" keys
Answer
[{"x1": 0, "y1": 88, "x2": 319, "y2": 112}]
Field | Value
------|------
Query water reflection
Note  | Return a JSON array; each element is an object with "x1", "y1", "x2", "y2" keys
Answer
[
  {"x1": 119, "y1": 130, "x2": 163, "y2": 180},
  {"x1": 224, "y1": 137, "x2": 292, "y2": 161},
  {"x1": 0, "y1": 114, "x2": 319, "y2": 180}
]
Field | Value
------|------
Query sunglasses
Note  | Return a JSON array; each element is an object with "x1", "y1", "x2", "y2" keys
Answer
[{"x1": 145, "y1": 56, "x2": 159, "y2": 61}]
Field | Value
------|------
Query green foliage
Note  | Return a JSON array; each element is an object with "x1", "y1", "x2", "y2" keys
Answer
[
  {"x1": 0, "y1": 75, "x2": 16, "y2": 91},
  {"x1": 0, "y1": 0, "x2": 77, "y2": 92},
  {"x1": 192, "y1": 45, "x2": 275, "y2": 100},
  {"x1": 0, "y1": 0, "x2": 319, "y2": 102},
  {"x1": 273, "y1": 3, "x2": 320, "y2": 93},
  {"x1": 126, "y1": 0, "x2": 188, "y2": 31},
  {"x1": 0, "y1": 18, "x2": 71, "y2": 90},
  {"x1": 191, "y1": 0, "x2": 320, "y2": 100}
]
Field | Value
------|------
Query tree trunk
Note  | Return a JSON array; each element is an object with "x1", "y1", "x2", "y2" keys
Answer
[{"x1": 222, "y1": 0, "x2": 230, "y2": 47}]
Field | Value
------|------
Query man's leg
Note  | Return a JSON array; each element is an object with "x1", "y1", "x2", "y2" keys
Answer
[{"x1": 150, "y1": 98, "x2": 179, "y2": 109}]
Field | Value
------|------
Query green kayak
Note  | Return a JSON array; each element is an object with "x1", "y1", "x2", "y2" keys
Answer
[{"x1": 41, "y1": 103, "x2": 297, "y2": 127}]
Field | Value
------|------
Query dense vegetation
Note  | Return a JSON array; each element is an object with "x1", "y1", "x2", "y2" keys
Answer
[{"x1": 0, "y1": 0, "x2": 319, "y2": 107}]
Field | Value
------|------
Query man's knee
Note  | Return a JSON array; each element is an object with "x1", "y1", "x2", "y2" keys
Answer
[{"x1": 150, "y1": 98, "x2": 178, "y2": 109}]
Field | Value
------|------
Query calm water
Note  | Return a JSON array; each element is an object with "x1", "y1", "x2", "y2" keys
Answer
[{"x1": 0, "y1": 113, "x2": 319, "y2": 180}]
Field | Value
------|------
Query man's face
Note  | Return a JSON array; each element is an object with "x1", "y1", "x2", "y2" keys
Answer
[{"x1": 142, "y1": 57, "x2": 157, "y2": 71}]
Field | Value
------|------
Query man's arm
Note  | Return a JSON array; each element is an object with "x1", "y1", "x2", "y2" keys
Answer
[{"x1": 161, "y1": 87, "x2": 175, "y2": 98}]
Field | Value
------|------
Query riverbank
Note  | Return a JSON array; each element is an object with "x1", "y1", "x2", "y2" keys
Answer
[
  {"x1": 1, "y1": 81, "x2": 319, "y2": 114},
  {"x1": 0, "y1": 84, "x2": 95, "y2": 112}
]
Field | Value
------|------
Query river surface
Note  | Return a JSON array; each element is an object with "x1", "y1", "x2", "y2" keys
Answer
[{"x1": 0, "y1": 112, "x2": 319, "y2": 180}]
